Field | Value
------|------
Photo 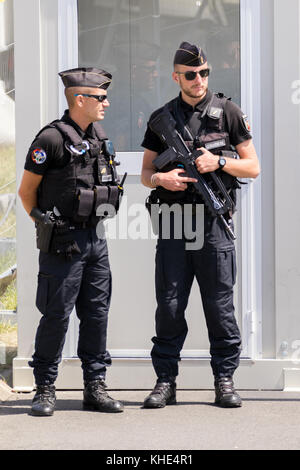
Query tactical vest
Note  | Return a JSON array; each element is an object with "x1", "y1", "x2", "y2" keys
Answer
[
  {"x1": 169, "y1": 92, "x2": 232, "y2": 154},
  {"x1": 154, "y1": 93, "x2": 239, "y2": 204},
  {"x1": 37, "y1": 119, "x2": 120, "y2": 223}
]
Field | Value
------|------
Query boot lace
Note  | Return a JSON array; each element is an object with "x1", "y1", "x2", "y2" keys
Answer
[
  {"x1": 217, "y1": 378, "x2": 234, "y2": 395},
  {"x1": 151, "y1": 382, "x2": 172, "y2": 396},
  {"x1": 34, "y1": 385, "x2": 55, "y2": 403},
  {"x1": 88, "y1": 379, "x2": 110, "y2": 399}
]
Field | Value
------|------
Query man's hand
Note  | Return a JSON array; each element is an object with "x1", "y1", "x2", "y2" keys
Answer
[
  {"x1": 194, "y1": 140, "x2": 261, "y2": 179},
  {"x1": 156, "y1": 168, "x2": 197, "y2": 191},
  {"x1": 195, "y1": 147, "x2": 219, "y2": 174}
]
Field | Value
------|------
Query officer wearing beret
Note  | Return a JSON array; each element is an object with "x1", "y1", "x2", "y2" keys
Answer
[
  {"x1": 18, "y1": 67, "x2": 124, "y2": 416},
  {"x1": 141, "y1": 42, "x2": 260, "y2": 408}
]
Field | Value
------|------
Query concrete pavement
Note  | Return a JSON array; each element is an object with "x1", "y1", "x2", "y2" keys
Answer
[{"x1": 1, "y1": 389, "x2": 300, "y2": 450}]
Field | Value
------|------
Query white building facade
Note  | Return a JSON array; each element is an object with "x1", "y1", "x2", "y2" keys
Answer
[{"x1": 12, "y1": 0, "x2": 300, "y2": 391}]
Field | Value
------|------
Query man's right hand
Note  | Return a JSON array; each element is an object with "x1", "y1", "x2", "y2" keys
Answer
[{"x1": 156, "y1": 168, "x2": 197, "y2": 192}]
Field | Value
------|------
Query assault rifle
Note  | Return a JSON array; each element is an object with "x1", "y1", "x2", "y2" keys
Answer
[{"x1": 149, "y1": 110, "x2": 236, "y2": 240}]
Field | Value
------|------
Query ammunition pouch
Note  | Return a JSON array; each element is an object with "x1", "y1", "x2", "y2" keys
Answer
[{"x1": 74, "y1": 184, "x2": 123, "y2": 223}]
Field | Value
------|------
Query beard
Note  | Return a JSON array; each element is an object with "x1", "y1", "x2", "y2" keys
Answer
[{"x1": 180, "y1": 81, "x2": 208, "y2": 100}]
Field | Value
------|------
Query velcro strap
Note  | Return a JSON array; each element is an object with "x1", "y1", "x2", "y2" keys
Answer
[{"x1": 77, "y1": 189, "x2": 94, "y2": 217}]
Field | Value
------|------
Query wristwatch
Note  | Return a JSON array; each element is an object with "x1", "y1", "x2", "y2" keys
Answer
[{"x1": 218, "y1": 157, "x2": 226, "y2": 169}]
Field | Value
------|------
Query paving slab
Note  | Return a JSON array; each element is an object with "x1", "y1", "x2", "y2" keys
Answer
[{"x1": 1, "y1": 390, "x2": 300, "y2": 450}]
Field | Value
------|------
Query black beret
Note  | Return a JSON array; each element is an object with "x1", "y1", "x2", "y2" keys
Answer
[
  {"x1": 59, "y1": 67, "x2": 112, "y2": 90},
  {"x1": 173, "y1": 42, "x2": 207, "y2": 66}
]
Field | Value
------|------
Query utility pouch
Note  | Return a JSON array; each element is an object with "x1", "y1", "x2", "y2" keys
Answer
[
  {"x1": 94, "y1": 185, "x2": 109, "y2": 209},
  {"x1": 94, "y1": 185, "x2": 121, "y2": 219},
  {"x1": 76, "y1": 189, "x2": 94, "y2": 217},
  {"x1": 94, "y1": 176, "x2": 126, "y2": 216}
]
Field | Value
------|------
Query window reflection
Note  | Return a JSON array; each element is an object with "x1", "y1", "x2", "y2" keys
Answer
[
  {"x1": 113, "y1": 41, "x2": 160, "y2": 151},
  {"x1": 78, "y1": 0, "x2": 240, "y2": 151}
]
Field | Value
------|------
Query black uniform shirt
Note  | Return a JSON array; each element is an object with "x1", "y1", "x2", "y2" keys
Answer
[
  {"x1": 141, "y1": 90, "x2": 252, "y2": 154},
  {"x1": 24, "y1": 111, "x2": 97, "y2": 175}
]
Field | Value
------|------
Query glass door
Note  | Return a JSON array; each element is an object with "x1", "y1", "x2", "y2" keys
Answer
[{"x1": 75, "y1": 0, "x2": 249, "y2": 361}]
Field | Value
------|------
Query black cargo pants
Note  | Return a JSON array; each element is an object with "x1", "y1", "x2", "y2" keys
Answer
[
  {"x1": 29, "y1": 228, "x2": 112, "y2": 385},
  {"x1": 151, "y1": 208, "x2": 241, "y2": 380}
]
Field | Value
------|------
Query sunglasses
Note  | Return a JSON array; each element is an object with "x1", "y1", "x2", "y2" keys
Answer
[
  {"x1": 74, "y1": 93, "x2": 108, "y2": 102},
  {"x1": 176, "y1": 69, "x2": 210, "y2": 81}
]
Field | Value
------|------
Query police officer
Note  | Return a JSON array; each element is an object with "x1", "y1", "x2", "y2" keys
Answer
[
  {"x1": 18, "y1": 67, "x2": 124, "y2": 416},
  {"x1": 141, "y1": 42, "x2": 260, "y2": 408}
]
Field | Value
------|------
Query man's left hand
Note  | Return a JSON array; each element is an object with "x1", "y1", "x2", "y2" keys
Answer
[{"x1": 195, "y1": 147, "x2": 219, "y2": 173}]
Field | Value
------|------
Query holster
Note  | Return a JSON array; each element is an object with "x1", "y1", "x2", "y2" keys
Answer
[
  {"x1": 34, "y1": 213, "x2": 55, "y2": 253},
  {"x1": 32, "y1": 208, "x2": 80, "y2": 259}
]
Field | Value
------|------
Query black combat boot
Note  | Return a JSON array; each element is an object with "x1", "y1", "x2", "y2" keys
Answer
[
  {"x1": 83, "y1": 379, "x2": 124, "y2": 413},
  {"x1": 31, "y1": 384, "x2": 56, "y2": 416},
  {"x1": 143, "y1": 378, "x2": 177, "y2": 409},
  {"x1": 214, "y1": 377, "x2": 242, "y2": 408}
]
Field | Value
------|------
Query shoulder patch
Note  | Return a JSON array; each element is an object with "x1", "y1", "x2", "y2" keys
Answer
[
  {"x1": 31, "y1": 148, "x2": 47, "y2": 164},
  {"x1": 242, "y1": 115, "x2": 251, "y2": 132}
]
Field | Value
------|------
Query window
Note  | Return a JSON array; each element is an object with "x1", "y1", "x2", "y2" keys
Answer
[{"x1": 78, "y1": 0, "x2": 240, "y2": 152}]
